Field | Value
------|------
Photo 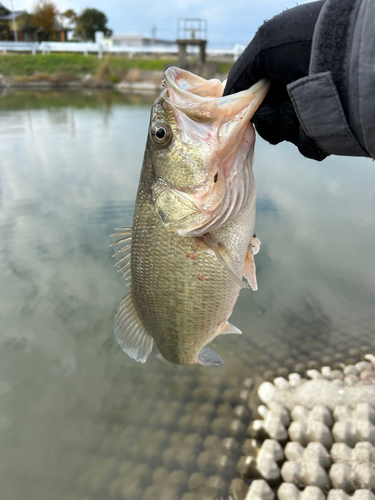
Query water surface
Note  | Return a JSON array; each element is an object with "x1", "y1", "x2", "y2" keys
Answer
[{"x1": 1, "y1": 89, "x2": 374, "y2": 500}]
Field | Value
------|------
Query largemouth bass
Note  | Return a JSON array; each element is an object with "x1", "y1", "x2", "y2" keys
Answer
[{"x1": 111, "y1": 67, "x2": 270, "y2": 366}]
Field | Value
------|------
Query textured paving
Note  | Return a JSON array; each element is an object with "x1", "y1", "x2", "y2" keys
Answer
[
  {"x1": 236, "y1": 356, "x2": 375, "y2": 500},
  {"x1": 63, "y1": 346, "x2": 375, "y2": 500}
]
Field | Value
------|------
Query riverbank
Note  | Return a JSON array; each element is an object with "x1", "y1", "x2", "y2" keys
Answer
[{"x1": 0, "y1": 53, "x2": 233, "y2": 90}]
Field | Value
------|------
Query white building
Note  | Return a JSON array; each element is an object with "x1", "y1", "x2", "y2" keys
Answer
[{"x1": 110, "y1": 34, "x2": 175, "y2": 47}]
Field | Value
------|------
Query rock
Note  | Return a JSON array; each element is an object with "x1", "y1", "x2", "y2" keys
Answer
[{"x1": 245, "y1": 479, "x2": 275, "y2": 500}]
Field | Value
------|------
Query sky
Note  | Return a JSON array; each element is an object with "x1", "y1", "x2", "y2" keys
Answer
[{"x1": 6, "y1": 0, "x2": 312, "y2": 47}]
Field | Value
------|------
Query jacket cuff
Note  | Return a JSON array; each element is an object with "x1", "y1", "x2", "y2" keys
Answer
[{"x1": 287, "y1": 72, "x2": 369, "y2": 157}]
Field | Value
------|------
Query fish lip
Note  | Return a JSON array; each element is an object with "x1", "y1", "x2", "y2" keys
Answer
[
  {"x1": 165, "y1": 66, "x2": 224, "y2": 101},
  {"x1": 164, "y1": 66, "x2": 271, "y2": 121}
]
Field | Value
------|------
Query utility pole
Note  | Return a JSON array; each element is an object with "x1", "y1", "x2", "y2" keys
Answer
[
  {"x1": 152, "y1": 26, "x2": 156, "y2": 45},
  {"x1": 57, "y1": 9, "x2": 65, "y2": 42},
  {"x1": 10, "y1": 0, "x2": 18, "y2": 41},
  {"x1": 61, "y1": 12, "x2": 65, "y2": 42}
]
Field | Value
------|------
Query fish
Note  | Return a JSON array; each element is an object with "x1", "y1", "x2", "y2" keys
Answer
[{"x1": 111, "y1": 66, "x2": 270, "y2": 367}]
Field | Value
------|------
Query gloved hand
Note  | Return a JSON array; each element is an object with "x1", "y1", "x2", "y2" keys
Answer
[{"x1": 223, "y1": 1, "x2": 328, "y2": 161}]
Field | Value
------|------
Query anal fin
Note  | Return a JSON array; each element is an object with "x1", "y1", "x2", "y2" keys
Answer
[
  {"x1": 114, "y1": 292, "x2": 153, "y2": 363},
  {"x1": 220, "y1": 321, "x2": 242, "y2": 335},
  {"x1": 155, "y1": 353, "x2": 168, "y2": 363},
  {"x1": 243, "y1": 235, "x2": 260, "y2": 291},
  {"x1": 196, "y1": 346, "x2": 223, "y2": 367}
]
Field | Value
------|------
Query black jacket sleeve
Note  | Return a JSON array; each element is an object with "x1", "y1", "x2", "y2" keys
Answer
[
  {"x1": 224, "y1": 0, "x2": 374, "y2": 160},
  {"x1": 224, "y1": 1, "x2": 327, "y2": 160},
  {"x1": 288, "y1": 0, "x2": 372, "y2": 159}
]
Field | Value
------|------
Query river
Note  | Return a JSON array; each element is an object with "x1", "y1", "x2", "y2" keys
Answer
[{"x1": 0, "y1": 89, "x2": 374, "y2": 500}]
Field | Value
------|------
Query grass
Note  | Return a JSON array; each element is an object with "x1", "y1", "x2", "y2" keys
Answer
[
  {"x1": 0, "y1": 53, "x2": 177, "y2": 78},
  {"x1": 0, "y1": 53, "x2": 233, "y2": 86},
  {"x1": 217, "y1": 62, "x2": 233, "y2": 74}
]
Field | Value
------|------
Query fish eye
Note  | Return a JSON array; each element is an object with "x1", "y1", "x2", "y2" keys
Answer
[
  {"x1": 156, "y1": 128, "x2": 165, "y2": 139},
  {"x1": 151, "y1": 122, "x2": 172, "y2": 147}
]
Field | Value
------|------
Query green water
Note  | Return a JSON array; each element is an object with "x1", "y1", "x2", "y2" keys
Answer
[{"x1": 0, "y1": 89, "x2": 374, "y2": 500}]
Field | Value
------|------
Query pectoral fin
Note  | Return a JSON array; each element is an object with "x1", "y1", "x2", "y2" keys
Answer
[
  {"x1": 251, "y1": 234, "x2": 261, "y2": 255},
  {"x1": 114, "y1": 292, "x2": 153, "y2": 363},
  {"x1": 196, "y1": 346, "x2": 223, "y2": 367},
  {"x1": 243, "y1": 237, "x2": 260, "y2": 291},
  {"x1": 205, "y1": 233, "x2": 248, "y2": 289}
]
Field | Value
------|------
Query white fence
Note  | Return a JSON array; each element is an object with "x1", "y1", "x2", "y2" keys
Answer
[{"x1": 0, "y1": 41, "x2": 245, "y2": 60}]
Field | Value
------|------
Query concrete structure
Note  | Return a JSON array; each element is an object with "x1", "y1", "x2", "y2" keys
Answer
[
  {"x1": 177, "y1": 39, "x2": 207, "y2": 68},
  {"x1": 176, "y1": 18, "x2": 207, "y2": 69},
  {"x1": 110, "y1": 34, "x2": 175, "y2": 48}
]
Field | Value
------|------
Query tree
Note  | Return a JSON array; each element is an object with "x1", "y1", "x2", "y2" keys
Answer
[
  {"x1": 61, "y1": 8, "x2": 77, "y2": 36},
  {"x1": 75, "y1": 8, "x2": 112, "y2": 41},
  {"x1": 63, "y1": 9, "x2": 77, "y2": 24},
  {"x1": 33, "y1": 0, "x2": 57, "y2": 35}
]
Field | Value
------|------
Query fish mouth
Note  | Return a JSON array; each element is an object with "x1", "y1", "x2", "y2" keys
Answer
[
  {"x1": 164, "y1": 66, "x2": 270, "y2": 127},
  {"x1": 159, "y1": 67, "x2": 270, "y2": 236}
]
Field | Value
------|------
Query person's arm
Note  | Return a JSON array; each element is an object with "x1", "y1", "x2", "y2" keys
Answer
[{"x1": 224, "y1": 0, "x2": 374, "y2": 161}]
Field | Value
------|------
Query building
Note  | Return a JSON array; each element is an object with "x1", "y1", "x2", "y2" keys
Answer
[
  {"x1": 0, "y1": 3, "x2": 70, "y2": 42},
  {"x1": 110, "y1": 34, "x2": 175, "y2": 47},
  {"x1": 0, "y1": 3, "x2": 30, "y2": 40}
]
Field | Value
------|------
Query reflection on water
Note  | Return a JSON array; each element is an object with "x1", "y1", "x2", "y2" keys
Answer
[{"x1": 0, "y1": 89, "x2": 374, "y2": 500}]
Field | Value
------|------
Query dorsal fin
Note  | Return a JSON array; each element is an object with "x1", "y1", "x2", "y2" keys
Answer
[
  {"x1": 114, "y1": 292, "x2": 153, "y2": 363},
  {"x1": 110, "y1": 227, "x2": 132, "y2": 286}
]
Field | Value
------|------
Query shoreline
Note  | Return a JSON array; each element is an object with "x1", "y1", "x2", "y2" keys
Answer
[
  {"x1": 0, "y1": 66, "x2": 229, "y2": 93},
  {"x1": 0, "y1": 54, "x2": 232, "y2": 92},
  {"x1": 0, "y1": 79, "x2": 163, "y2": 92}
]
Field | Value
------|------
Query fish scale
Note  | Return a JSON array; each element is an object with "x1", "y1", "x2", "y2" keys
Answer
[{"x1": 132, "y1": 182, "x2": 244, "y2": 364}]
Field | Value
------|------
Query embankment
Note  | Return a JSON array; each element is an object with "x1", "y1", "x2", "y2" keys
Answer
[{"x1": 0, "y1": 53, "x2": 232, "y2": 90}]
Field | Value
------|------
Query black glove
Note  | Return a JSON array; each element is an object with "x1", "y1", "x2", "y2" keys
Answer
[{"x1": 223, "y1": 1, "x2": 328, "y2": 161}]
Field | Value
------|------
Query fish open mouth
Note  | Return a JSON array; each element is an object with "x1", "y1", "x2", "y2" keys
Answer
[
  {"x1": 159, "y1": 67, "x2": 270, "y2": 236},
  {"x1": 164, "y1": 66, "x2": 270, "y2": 127}
]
